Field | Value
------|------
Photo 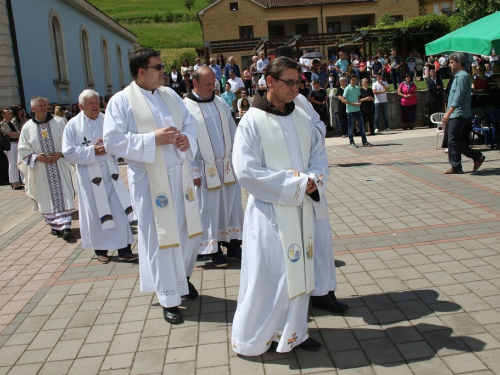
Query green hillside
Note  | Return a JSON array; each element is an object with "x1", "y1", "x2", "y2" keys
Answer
[{"x1": 88, "y1": 0, "x2": 207, "y2": 65}]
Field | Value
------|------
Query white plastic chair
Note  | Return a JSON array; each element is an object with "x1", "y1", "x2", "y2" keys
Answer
[{"x1": 431, "y1": 112, "x2": 445, "y2": 149}]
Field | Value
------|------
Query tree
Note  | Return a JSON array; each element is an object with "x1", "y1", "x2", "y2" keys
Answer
[
  {"x1": 184, "y1": 0, "x2": 195, "y2": 12},
  {"x1": 456, "y1": 0, "x2": 500, "y2": 27}
]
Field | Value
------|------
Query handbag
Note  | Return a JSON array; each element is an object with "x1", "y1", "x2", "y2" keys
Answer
[{"x1": 0, "y1": 132, "x2": 11, "y2": 151}]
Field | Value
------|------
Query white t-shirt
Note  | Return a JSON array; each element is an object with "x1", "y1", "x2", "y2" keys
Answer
[
  {"x1": 228, "y1": 77, "x2": 245, "y2": 93},
  {"x1": 258, "y1": 77, "x2": 267, "y2": 89},
  {"x1": 299, "y1": 57, "x2": 311, "y2": 73},
  {"x1": 372, "y1": 81, "x2": 388, "y2": 103}
]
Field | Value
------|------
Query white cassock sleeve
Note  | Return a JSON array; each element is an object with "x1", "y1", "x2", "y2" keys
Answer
[
  {"x1": 62, "y1": 122, "x2": 96, "y2": 166},
  {"x1": 233, "y1": 113, "x2": 327, "y2": 206},
  {"x1": 102, "y1": 94, "x2": 157, "y2": 165}
]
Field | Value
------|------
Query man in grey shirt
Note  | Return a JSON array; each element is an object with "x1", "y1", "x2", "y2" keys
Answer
[{"x1": 442, "y1": 52, "x2": 484, "y2": 174}]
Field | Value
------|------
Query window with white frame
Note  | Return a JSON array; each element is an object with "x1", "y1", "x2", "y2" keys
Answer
[
  {"x1": 101, "y1": 37, "x2": 112, "y2": 94},
  {"x1": 116, "y1": 44, "x2": 125, "y2": 89},
  {"x1": 49, "y1": 12, "x2": 71, "y2": 103},
  {"x1": 80, "y1": 28, "x2": 94, "y2": 88}
]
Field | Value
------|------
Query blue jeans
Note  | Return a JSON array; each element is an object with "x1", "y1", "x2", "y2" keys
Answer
[
  {"x1": 374, "y1": 102, "x2": 389, "y2": 130},
  {"x1": 391, "y1": 70, "x2": 400, "y2": 89},
  {"x1": 347, "y1": 111, "x2": 367, "y2": 144}
]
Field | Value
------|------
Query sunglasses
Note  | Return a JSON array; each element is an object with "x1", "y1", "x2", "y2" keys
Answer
[
  {"x1": 144, "y1": 63, "x2": 165, "y2": 71},
  {"x1": 276, "y1": 78, "x2": 301, "y2": 88}
]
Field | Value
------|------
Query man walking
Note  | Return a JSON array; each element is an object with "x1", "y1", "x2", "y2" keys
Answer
[
  {"x1": 231, "y1": 57, "x2": 327, "y2": 355},
  {"x1": 18, "y1": 97, "x2": 75, "y2": 239},
  {"x1": 183, "y1": 67, "x2": 244, "y2": 267},
  {"x1": 103, "y1": 48, "x2": 203, "y2": 325},
  {"x1": 62, "y1": 89, "x2": 137, "y2": 263},
  {"x1": 442, "y1": 53, "x2": 485, "y2": 174}
]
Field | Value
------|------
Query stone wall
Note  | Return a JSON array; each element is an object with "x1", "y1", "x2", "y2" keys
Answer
[{"x1": 329, "y1": 90, "x2": 431, "y2": 131}]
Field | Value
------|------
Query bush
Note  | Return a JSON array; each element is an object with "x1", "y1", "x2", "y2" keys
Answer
[{"x1": 361, "y1": 13, "x2": 452, "y2": 56}]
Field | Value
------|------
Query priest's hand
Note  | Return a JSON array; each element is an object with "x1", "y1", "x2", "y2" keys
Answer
[
  {"x1": 94, "y1": 139, "x2": 107, "y2": 156},
  {"x1": 155, "y1": 127, "x2": 181, "y2": 145},
  {"x1": 38, "y1": 152, "x2": 62, "y2": 164},
  {"x1": 193, "y1": 178, "x2": 201, "y2": 187},
  {"x1": 306, "y1": 178, "x2": 317, "y2": 195},
  {"x1": 175, "y1": 134, "x2": 190, "y2": 152}
]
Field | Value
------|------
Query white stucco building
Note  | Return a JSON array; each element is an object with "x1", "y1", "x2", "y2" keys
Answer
[{"x1": 0, "y1": 0, "x2": 138, "y2": 108}]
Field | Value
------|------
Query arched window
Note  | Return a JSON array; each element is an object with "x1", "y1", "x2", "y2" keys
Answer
[
  {"x1": 80, "y1": 27, "x2": 94, "y2": 88},
  {"x1": 49, "y1": 12, "x2": 71, "y2": 103},
  {"x1": 101, "y1": 37, "x2": 112, "y2": 94},
  {"x1": 116, "y1": 44, "x2": 125, "y2": 89}
]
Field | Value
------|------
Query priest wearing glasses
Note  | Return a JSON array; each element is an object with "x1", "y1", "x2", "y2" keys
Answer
[
  {"x1": 231, "y1": 57, "x2": 328, "y2": 355},
  {"x1": 103, "y1": 48, "x2": 202, "y2": 325}
]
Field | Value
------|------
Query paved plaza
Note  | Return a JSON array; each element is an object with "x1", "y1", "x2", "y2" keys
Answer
[{"x1": 0, "y1": 128, "x2": 499, "y2": 374}]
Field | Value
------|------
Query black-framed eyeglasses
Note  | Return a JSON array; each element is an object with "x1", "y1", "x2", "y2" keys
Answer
[
  {"x1": 275, "y1": 78, "x2": 301, "y2": 88},
  {"x1": 144, "y1": 63, "x2": 166, "y2": 71}
]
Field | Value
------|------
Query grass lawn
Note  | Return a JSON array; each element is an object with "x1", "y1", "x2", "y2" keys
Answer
[
  {"x1": 124, "y1": 22, "x2": 202, "y2": 49},
  {"x1": 88, "y1": 0, "x2": 207, "y2": 20}
]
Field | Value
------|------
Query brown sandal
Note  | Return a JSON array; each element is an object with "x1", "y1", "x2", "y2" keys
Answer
[{"x1": 444, "y1": 168, "x2": 463, "y2": 174}]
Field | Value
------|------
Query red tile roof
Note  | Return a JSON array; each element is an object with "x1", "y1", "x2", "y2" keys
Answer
[{"x1": 253, "y1": 0, "x2": 373, "y2": 7}]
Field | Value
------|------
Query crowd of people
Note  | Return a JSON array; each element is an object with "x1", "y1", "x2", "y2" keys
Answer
[{"x1": 0, "y1": 44, "x2": 495, "y2": 358}]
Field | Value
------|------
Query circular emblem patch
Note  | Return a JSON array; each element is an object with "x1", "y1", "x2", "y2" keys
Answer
[
  {"x1": 288, "y1": 244, "x2": 301, "y2": 263},
  {"x1": 155, "y1": 194, "x2": 169, "y2": 209}
]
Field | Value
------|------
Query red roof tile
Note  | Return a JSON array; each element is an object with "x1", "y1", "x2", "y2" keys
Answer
[{"x1": 253, "y1": 0, "x2": 373, "y2": 7}]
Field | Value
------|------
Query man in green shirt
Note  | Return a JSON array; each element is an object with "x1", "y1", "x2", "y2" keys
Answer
[
  {"x1": 343, "y1": 75, "x2": 372, "y2": 148},
  {"x1": 442, "y1": 53, "x2": 485, "y2": 174}
]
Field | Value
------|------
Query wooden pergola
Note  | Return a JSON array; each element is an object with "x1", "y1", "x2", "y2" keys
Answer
[{"x1": 199, "y1": 27, "x2": 431, "y2": 77}]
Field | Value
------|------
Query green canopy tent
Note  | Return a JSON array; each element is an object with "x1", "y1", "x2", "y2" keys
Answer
[{"x1": 425, "y1": 11, "x2": 500, "y2": 56}]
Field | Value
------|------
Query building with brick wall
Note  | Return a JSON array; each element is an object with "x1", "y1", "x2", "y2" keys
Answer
[{"x1": 198, "y1": 0, "x2": 419, "y2": 69}]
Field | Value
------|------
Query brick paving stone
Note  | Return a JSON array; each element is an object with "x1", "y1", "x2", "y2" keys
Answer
[
  {"x1": 47, "y1": 338, "x2": 84, "y2": 361},
  {"x1": 101, "y1": 353, "x2": 135, "y2": 371}
]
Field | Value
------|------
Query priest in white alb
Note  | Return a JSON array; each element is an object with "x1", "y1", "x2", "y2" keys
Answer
[
  {"x1": 183, "y1": 66, "x2": 244, "y2": 268},
  {"x1": 294, "y1": 93, "x2": 349, "y2": 314},
  {"x1": 62, "y1": 89, "x2": 137, "y2": 264},
  {"x1": 231, "y1": 57, "x2": 328, "y2": 356},
  {"x1": 103, "y1": 48, "x2": 203, "y2": 325},
  {"x1": 18, "y1": 96, "x2": 75, "y2": 240}
]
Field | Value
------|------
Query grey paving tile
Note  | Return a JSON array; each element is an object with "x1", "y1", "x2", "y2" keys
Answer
[
  {"x1": 7, "y1": 363, "x2": 43, "y2": 375},
  {"x1": 68, "y1": 356, "x2": 104, "y2": 375},
  {"x1": 163, "y1": 361, "x2": 195, "y2": 374},
  {"x1": 100, "y1": 353, "x2": 135, "y2": 371},
  {"x1": 0, "y1": 345, "x2": 27, "y2": 366},
  {"x1": 359, "y1": 338, "x2": 404, "y2": 364},
  {"x1": 108, "y1": 332, "x2": 141, "y2": 354},
  {"x1": 47, "y1": 338, "x2": 84, "y2": 361},
  {"x1": 441, "y1": 353, "x2": 488, "y2": 373},
  {"x1": 131, "y1": 349, "x2": 165, "y2": 374},
  {"x1": 38, "y1": 360, "x2": 73, "y2": 375}
]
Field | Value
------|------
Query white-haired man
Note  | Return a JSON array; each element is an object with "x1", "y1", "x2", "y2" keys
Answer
[
  {"x1": 18, "y1": 96, "x2": 75, "y2": 239},
  {"x1": 62, "y1": 90, "x2": 137, "y2": 263}
]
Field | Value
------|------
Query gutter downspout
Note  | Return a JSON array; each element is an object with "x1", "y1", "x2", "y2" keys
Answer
[
  {"x1": 6, "y1": 0, "x2": 25, "y2": 109},
  {"x1": 197, "y1": 12, "x2": 208, "y2": 64}
]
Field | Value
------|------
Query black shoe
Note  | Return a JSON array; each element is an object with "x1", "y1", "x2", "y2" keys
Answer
[
  {"x1": 163, "y1": 306, "x2": 183, "y2": 324},
  {"x1": 297, "y1": 337, "x2": 322, "y2": 351},
  {"x1": 182, "y1": 278, "x2": 199, "y2": 300},
  {"x1": 62, "y1": 229, "x2": 72, "y2": 240},
  {"x1": 211, "y1": 248, "x2": 228, "y2": 268},
  {"x1": 51, "y1": 229, "x2": 61, "y2": 236},
  {"x1": 311, "y1": 294, "x2": 349, "y2": 314},
  {"x1": 227, "y1": 246, "x2": 242, "y2": 262},
  {"x1": 118, "y1": 253, "x2": 138, "y2": 262}
]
